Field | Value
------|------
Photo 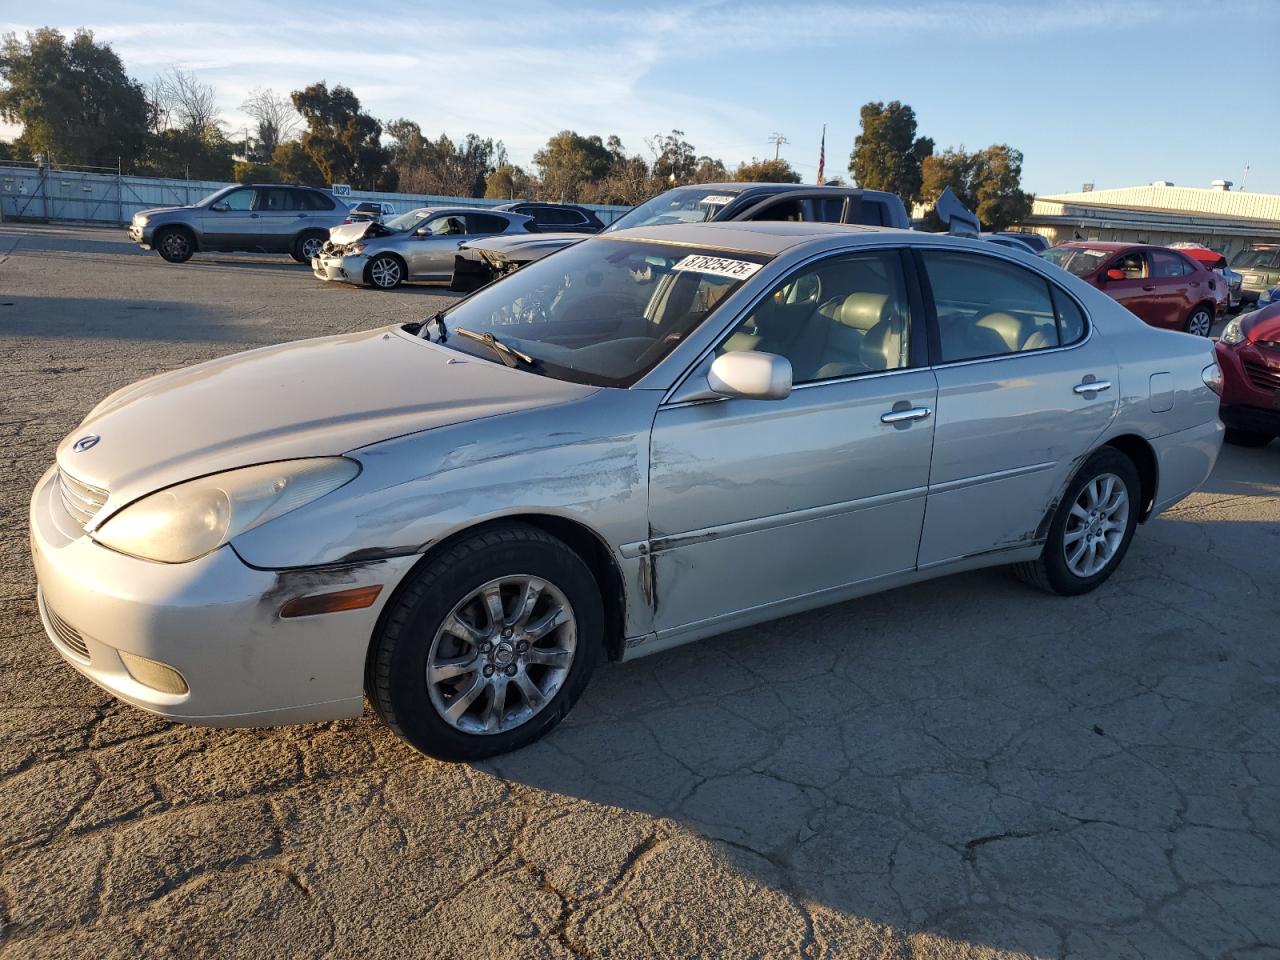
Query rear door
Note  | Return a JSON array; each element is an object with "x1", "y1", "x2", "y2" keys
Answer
[
  {"x1": 199, "y1": 187, "x2": 259, "y2": 250},
  {"x1": 1147, "y1": 249, "x2": 1197, "y2": 329},
  {"x1": 253, "y1": 187, "x2": 305, "y2": 251},
  {"x1": 915, "y1": 249, "x2": 1118, "y2": 566}
]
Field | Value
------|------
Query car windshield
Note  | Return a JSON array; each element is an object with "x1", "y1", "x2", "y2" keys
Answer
[
  {"x1": 1230, "y1": 248, "x2": 1280, "y2": 269},
  {"x1": 195, "y1": 186, "x2": 238, "y2": 207},
  {"x1": 384, "y1": 209, "x2": 431, "y2": 232},
  {"x1": 435, "y1": 238, "x2": 767, "y2": 387},
  {"x1": 603, "y1": 187, "x2": 742, "y2": 232},
  {"x1": 1041, "y1": 246, "x2": 1110, "y2": 277}
]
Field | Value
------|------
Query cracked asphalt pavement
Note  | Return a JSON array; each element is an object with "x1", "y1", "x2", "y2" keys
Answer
[{"x1": 1, "y1": 223, "x2": 1278, "y2": 959}]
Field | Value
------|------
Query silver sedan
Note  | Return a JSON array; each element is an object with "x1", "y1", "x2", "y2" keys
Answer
[
  {"x1": 31, "y1": 222, "x2": 1223, "y2": 759},
  {"x1": 313, "y1": 206, "x2": 533, "y2": 289}
]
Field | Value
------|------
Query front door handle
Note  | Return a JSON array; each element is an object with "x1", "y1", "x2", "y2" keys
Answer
[
  {"x1": 880, "y1": 406, "x2": 932, "y2": 424},
  {"x1": 1141, "y1": 284, "x2": 1155, "y2": 291},
  {"x1": 1073, "y1": 380, "x2": 1112, "y2": 395}
]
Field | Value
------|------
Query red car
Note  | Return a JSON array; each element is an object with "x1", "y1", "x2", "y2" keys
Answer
[
  {"x1": 1042, "y1": 241, "x2": 1220, "y2": 337},
  {"x1": 1215, "y1": 303, "x2": 1280, "y2": 446}
]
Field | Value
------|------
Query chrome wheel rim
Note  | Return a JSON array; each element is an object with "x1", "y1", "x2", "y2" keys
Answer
[
  {"x1": 1063, "y1": 473, "x2": 1129, "y2": 578},
  {"x1": 370, "y1": 257, "x2": 401, "y2": 287},
  {"x1": 1189, "y1": 309, "x2": 1212, "y2": 337},
  {"x1": 426, "y1": 575, "x2": 577, "y2": 735},
  {"x1": 301, "y1": 236, "x2": 324, "y2": 260},
  {"x1": 161, "y1": 233, "x2": 189, "y2": 258}
]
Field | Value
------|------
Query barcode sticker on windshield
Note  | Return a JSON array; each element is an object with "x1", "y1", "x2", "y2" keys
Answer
[
  {"x1": 699, "y1": 195, "x2": 735, "y2": 205},
  {"x1": 672, "y1": 255, "x2": 762, "y2": 281},
  {"x1": 1085, "y1": 249, "x2": 1111, "y2": 257}
]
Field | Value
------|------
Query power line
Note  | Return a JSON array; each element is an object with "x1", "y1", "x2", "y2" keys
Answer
[{"x1": 767, "y1": 132, "x2": 789, "y2": 161}]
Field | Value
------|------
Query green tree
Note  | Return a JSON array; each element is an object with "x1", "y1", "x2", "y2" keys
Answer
[
  {"x1": 849, "y1": 100, "x2": 933, "y2": 205},
  {"x1": 272, "y1": 140, "x2": 323, "y2": 185},
  {"x1": 586, "y1": 135, "x2": 652, "y2": 205},
  {"x1": 143, "y1": 128, "x2": 237, "y2": 180},
  {"x1": 0, "y1": 28, "x2": 149, "y2": 168},
  {"x1": 389, "y1": 121, "x2": 506, "y2": 198},
  {"x1": 233, "y1": 160, "x2": 277, "y2": 184},
  {"x1": 920, "y1": 144, "x2": 1033, "y2": 231},
  {"x1": 291, "y1": 82, "x2": 394, "y2": 191},
  {"x1": 648, "y1": 129, "x2": 700, "y2": 183},
  {"x1": 533, "y1": 130, "x2": 613, "y2": 202},
  {"x1": 732, "y1": 157, "x2": 801, "y2": 183},
  {"x1": 484, "y1": 163, "x2": 533, "y2": 200}
]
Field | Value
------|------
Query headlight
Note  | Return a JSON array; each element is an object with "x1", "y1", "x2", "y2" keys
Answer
[
  {"x1": 348, "y1": 243, "x2": 366, "y2": 256},
  {"x1": 1220, "y1": 316, "x2": 1246, "y2": 345},
  {"x1": 134, "y1": 215, "x2": 149, "y2": 226},
  {"x1": 93, "y1": 458, "x2": 359, "y2": 563}
]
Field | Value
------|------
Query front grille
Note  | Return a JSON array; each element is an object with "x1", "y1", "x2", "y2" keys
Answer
[
  {"x1": 1242, "y1": 358, "x2": 1280, "y2": 394},
  {"x1": 57, "y1": 468, "x2": 108, "y2": 529},
  {"x1": 45, "y1": 600, "x2": 90, "y2": 661}
]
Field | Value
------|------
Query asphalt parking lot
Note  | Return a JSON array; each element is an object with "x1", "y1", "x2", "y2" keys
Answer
[{"x1": 1, "y1": 221, "x2": 1278, "y2": 960}]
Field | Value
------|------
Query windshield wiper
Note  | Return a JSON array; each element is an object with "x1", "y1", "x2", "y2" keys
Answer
[{"x1": 455, "y1": 327, "x2": 537, "y2": 369}]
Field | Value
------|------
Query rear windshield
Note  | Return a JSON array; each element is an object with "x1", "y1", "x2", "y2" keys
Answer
[
  {"x1": 1041, "y1": 246, "x2": 1109, "y2": 277},
  {"x1": 1230, "y1": 248, "x2": 1280, "y2": 269},
  {"x1": 604, "y1": 187, "x2": 743, "y2": 232}
]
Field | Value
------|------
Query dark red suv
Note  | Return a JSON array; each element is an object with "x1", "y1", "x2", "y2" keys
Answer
[
  {"x1": 1215, "y1": 303, "x2": 1280, "y2": 446},
  {"x1": 1042, "y1": 242, "x2": 1220, "y2": 337}
]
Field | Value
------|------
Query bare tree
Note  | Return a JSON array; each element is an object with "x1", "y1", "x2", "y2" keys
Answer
[
  {"x1": 240, "y1": 86, "x2": 300, "y2": 160},
  {"x1": 150, "y1": 67, "x2": 220, "y2": 135},
  {"x1": 144, "y1": 75, "x2": 173, "y2": 134}
]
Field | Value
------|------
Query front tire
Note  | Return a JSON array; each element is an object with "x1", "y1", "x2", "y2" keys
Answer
[
  {"x1": 365, "y1": 254, "x2": 404, "y2": 289},
  {"x1": 1185, "y1": 304, "x2": 1214, "y2": 337},
  {"x1": 1225, "y1": 428, "x2": 1273, "y2": 448},
  {"x1": 292, "y1": 231, "x2": 326, "y2": 264},
  {"x1": 154, "y1": 227, "x2": 194, "y2": 263},
  {"x1": 1014, "y1": 448, "x2": 1141, "y2": 596},
  {"x1": 367, "y1": 524, "x2": 603, "y2": 760}
]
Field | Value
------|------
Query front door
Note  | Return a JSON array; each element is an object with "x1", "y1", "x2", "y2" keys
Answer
[
  {"x1": 915, "y1": 249, "x2": 1119, "y2": 566},
  {"x1": 405, "y1": 214, "x2": 472, "y2": 279},
  {"x1": 199, "y1": 187, "x2": 260, "y2": 250},
  {"x1": 646, "y1": 248, "x2": 937, "y2": 635}
]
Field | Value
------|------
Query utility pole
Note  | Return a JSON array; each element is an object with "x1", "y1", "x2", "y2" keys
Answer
[
  {"x1": 768, "y1": 132, "x2": 789, "y2": 161},
  {"x1": 1241, "y1": 163, "x2": 1250, "y2": 192}
]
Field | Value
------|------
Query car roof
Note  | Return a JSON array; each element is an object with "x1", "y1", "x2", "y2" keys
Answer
[{"x1": 601, "y1": 220, "x2": 913, "y2": 256}]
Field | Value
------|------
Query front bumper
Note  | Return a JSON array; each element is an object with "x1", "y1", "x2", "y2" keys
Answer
[
  {"x1": 29, "y1": 465, "x2": 416, "y2": 727},
  {"x1": 312, "y1": 253, "x2": 365, "y2": 285},
  {"x1": 127, "y1": 223, "x2": 152, "y2": 248}
]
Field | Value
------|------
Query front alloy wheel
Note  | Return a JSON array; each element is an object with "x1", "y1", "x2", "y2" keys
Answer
[{"x1": 367, "y1": 255, "x2": 403, "y2": 289}]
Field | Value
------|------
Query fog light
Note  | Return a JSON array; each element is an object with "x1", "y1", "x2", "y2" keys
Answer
[{"x1": 119, "y1": 650, "x2": 189, "y2": 695}]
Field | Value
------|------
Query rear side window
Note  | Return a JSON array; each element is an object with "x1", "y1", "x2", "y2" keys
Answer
[
  {"x1": 1049, "y1": 287, "x2": 1087, "y2": 346},
  {"x1": 1150, "y1": 250, "x2": 1189, "y2": 278},
  {"x1": 532, "y1": 207, "x2": 587, "y2": 225},
  {"x1": 848, "y1": 198, "x2": 885, "y2": 226},
  {"x1": 466, "y1": 213, "x2": 511, "y2": 234},
  {"x1": 921, "y1": 251, "x2": 1064, "y2": 362},
  {"x1": 306, "y1": 191, "x2": 335, "y2": 210},
  {"x1": 808, "y1": 197, "x2": 846, "y2": 223}
]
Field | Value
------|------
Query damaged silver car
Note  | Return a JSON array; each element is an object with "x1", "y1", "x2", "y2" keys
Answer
[{"x1": 32, "y1": 221, "x2": 1222, "y2": 760}]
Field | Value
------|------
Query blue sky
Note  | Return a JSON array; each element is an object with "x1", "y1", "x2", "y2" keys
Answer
[{"x1": 5, "y1": 0, "x2": 1279, "y2": 195}]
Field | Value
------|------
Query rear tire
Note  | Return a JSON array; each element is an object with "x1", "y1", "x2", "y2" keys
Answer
[
  {"x1": 1013, "y1": 448, "x2": 1141, "y2": 596},
  {"x1": 1185, "y1": 304, "x2": 1214, "y2": 337},
  {"x1": 366, "y1": 524, "x2": 603, "y2": 760},
  {"x1": 1224, "y1": 428, "x2": 1273, "y2": 448},
  {"x1": 365, "y1": 254, "x2": 404, "y2": 289},
  {"x1": 292, "y1": 231, "x2": 326, "y2": 264},
  {"x1": 154, "y1": 227, "x2": 194, "y2": 264}
]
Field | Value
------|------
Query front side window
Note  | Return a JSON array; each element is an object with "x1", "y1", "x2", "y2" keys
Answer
[
  {"x1": 425, "y1": 215, "x2": 468, "y2": 236},
  {"x1": 220, "y1": 188, "x2": 257, "y2": 211},
  {"x1": 719, "y1": 250, "x2": 912, "y2": 383},
  {"x1": 922, "y1": 251, "x2": 1064, "y2": 362},
  {"x1": 435, "y1": 239, "x2": 766, "y2": 387},
  {"x1": 1110, "y1": 251, "x2": 1148, "y2": 280}
]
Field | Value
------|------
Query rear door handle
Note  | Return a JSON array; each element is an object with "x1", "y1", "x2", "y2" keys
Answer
[
  {"x1": 1141, "y1": 284, "x2": 1155, "y2": 291},
  {"x1": 1073, "y1": 380, "x2": 1112, "y2": 395},
  {"x1": 880, "y1": 406, "x2": 932, "y2": 424}
]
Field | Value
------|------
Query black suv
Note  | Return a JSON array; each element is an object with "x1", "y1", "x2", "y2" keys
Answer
[
  {"x1": 494, "y1": 202, "x2": 604, "y2": 233},
  {"x1": 128, "y1": 184, "x2": 349, "y2": 264}
]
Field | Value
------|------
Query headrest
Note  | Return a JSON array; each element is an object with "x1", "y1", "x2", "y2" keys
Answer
[
  {"x1": 974, "y1": 312, "x2": 1028, "y2": 351},
  {"x1": 835, "y1": 292, "x2": 888, "y2": 332}
]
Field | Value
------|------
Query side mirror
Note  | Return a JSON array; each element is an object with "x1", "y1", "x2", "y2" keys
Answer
[
  {"x1": 414, "y1": 226, "x2": 430, "y2": 237},
  {"x1": 209, "y1": 201, "x2": 229, "y2": 212},
  {"x1": 707, "y1": 351, "x2": 792, "y2": 400},
  {"x1": 1104, "y1": 268, "x2": 1126, "y2": 281}
]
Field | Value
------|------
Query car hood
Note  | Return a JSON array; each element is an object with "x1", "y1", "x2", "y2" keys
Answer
[
  {"x1": 460, "y1": 232, "x2": 586, "y2": 261},
  {"x1": 59, "y1": 327, "x2": 597, "y2": 511},
  {"x1": 135, "y1": 205, "x2": 189, "y2": 219},
  {"x1": 328, "y1": 220, "x2": 397, "y2": 244},
  {"x1": 1245, "y1": 304, "x2": 1280, "y2": 342}
]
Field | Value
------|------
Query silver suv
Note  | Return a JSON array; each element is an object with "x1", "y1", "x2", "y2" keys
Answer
[{"x1": 128, "y1": 184, "x2": 349, "y2": 264}]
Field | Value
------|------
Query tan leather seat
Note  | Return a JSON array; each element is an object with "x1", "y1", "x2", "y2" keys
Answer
[{"x1": 974, "y1": 312, "x2": 1032, "y2": 352}]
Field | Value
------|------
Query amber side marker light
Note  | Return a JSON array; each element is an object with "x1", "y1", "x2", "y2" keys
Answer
[{"x1": 280, "y1": 585, "x2": 384, "y2": 619}]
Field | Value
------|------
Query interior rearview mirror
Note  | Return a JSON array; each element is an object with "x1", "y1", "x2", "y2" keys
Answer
[
  {"x1": 1104, "y1": 268, "x2": 1126, "y2": 281},
  {"x1": 707, "y1": 351, "x2": 792, "y2": 401}
]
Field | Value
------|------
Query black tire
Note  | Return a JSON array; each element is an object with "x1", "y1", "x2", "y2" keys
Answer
[
  {"x1": 1185, "y1": 303, "x2": 1214, "y2": 337},
  {"x1": 291, "y1": 231, "x2": 326, "y2": 264},
  {"x1": 154, "y1": 227, "x2": 194, "y2": 263},
  {"x1": 365, "y1": 254, "x2": 405, "y2": 289},
  {"x1": 1224, "y1": 428, "x2": 1273, "y2": 448},
  {"x1": 1013, "y1": 447, "x2": 1141, "y2": 596},
  {"x1": 366, "y1": 524, "x2": 603, "y2": 761}
]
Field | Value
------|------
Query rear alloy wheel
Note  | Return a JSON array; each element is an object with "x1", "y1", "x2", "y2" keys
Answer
[
  {"x1": 292, "y1": 232, "x2": 326, "y2": 264},
  {"x1": 154, "y1": 227, "x2": 193, "y2": 264},
  {"x1": 367, "y1": 524, "x2": 602, "y2": 760},
  {"x1": 1185, "y1": 305, "x2": 1214, "y2": 337},
  {"x1": 1014, "y1": 448, "x2": 1141, "y2": 596},
  {"x1": 367, "y1": 255, "x2": 404, "y2": 289}
]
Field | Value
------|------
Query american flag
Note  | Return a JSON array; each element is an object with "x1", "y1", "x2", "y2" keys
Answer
[{"x1": 816, "y1": 124, "x2": 826, "y2": 184}]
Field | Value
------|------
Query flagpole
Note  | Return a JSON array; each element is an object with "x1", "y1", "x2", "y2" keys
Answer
[{"x1": 816, "y1": 124, "x2": 826, "y2": 185}]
